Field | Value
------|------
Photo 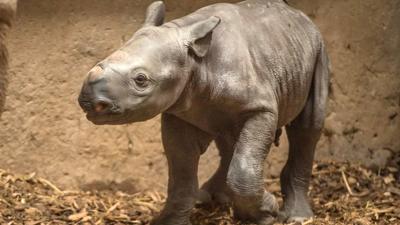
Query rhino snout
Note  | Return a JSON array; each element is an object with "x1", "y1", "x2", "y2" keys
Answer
[
  {"x1": 78, "y1": 77, "x2": 121, "y2": 115},
  {"x1": 87, "y1": 65, "x2": 104, "y2": 83}
]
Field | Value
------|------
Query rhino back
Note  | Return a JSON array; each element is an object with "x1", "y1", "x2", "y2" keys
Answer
[{"x1": 168, "y1": 0, "x2": 323, "y2": 126}]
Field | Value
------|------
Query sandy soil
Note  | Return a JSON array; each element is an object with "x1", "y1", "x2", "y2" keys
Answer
[{"x1": 0, "y1": 0, "x2": 399, "y2": 194}]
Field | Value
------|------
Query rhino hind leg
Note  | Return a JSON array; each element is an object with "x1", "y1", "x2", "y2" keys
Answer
[
  {"x1": 0, "y1": 0, "x2": 17, "y2": 116},
  {"x1": 279, "y1": 44, "x2": 329, "y2": 223},
  {"x1": 279, "y1": 121, "x2": 320, "y2": 222}
]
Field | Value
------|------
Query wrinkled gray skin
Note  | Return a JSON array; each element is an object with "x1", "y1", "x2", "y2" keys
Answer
[
  {"x1": 78, "y1": 0, "x2": 329, "y2": 224},
  {"x1": 0, "y1": 0, "x2": 17, "y2": 117}
]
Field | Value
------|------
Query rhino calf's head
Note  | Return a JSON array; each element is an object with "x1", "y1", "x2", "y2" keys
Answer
[{"x1": 78, "y1": 1, "x2": 220, "y2": 125}]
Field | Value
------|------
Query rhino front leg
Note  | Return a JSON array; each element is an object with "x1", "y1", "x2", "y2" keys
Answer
[
  {"x1": 152, "y1": 114, "x2": 212, "y2": 225},
  {"x1": 227, "y1": 112, "x2": 279, "y2": 225},
  {"x1": 198, "y1": 137, "x2": 234, "y2": 204}
]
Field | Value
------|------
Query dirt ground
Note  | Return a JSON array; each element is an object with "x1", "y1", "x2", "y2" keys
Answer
[
  {"x1": 1, "y1": 161, "x2": 399, "y2": 224},
  {"x1": 0, "y1": 0, "x2": 399, "y2": 195}
]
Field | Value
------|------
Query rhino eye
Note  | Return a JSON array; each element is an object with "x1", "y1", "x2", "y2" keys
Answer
[{"x1": 134, "y1": 74, "x2": 148, "y2": 87}]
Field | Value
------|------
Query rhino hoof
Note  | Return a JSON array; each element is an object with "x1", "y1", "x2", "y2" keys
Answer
[
  {"x1": 257, "y1": 216, "x2": 276, "y2": 225},
  {"x1": 196, "y1": 188, "x2": 231, "y2": 205}
]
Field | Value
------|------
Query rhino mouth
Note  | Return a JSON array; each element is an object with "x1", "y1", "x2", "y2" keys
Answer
[
  {"x1": 86, "y1": 112, "x2": 127, "y2": 125},
  {"x1": 85, "y1": 108, "x2": 149, "y2": 125}
]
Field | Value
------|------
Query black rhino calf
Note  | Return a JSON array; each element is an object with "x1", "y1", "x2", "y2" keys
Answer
[{"x1": 78, "y1": 0, "x2": 329, "y2": 224}]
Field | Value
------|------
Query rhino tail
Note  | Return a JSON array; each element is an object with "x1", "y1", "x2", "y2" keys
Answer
[{"x1": 310, "y1": 41, "x2": 330, "y2": 129}]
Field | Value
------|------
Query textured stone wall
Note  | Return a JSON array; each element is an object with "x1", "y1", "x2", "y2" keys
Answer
[{"x1": 0, "y1": 0, "x2": 399, "y2": 192}]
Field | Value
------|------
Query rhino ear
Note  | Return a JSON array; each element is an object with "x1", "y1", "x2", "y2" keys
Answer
[
  {"x1": 184, "y1": 16, "x2": 221, "y2": 58},
  {"x1": 143, "y1": 1, "x2": 165, "y2": 27}
]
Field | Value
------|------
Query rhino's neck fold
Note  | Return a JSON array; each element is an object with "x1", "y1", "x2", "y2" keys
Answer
[{"x1": 165, "y1": 55, "x2": 207, "y2": 115}]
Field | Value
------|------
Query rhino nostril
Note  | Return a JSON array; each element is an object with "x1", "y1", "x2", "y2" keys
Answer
[{"x1": 94, "y1": 100, "x2": 112, "y2": 113}]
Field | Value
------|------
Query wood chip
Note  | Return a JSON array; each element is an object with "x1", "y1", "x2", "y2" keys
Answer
[
  {"x1": 67, "y1": 210, "x2": 88, "y2": 221},
  {"x1": 1, "y1": 161, "x2": 399, "y2": 225}
]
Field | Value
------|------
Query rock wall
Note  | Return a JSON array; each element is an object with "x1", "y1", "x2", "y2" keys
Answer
[
  {"x1": 0, "y1": 0, "x2": 399, "y2": 192},
  {"x1": 293, "y1": 0, "x2": 400, "y2": 169}
]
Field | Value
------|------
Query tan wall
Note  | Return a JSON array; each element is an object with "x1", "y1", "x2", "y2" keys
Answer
[{"x1": 0, "y1": 0, "x2": 399, "y2": 193}]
